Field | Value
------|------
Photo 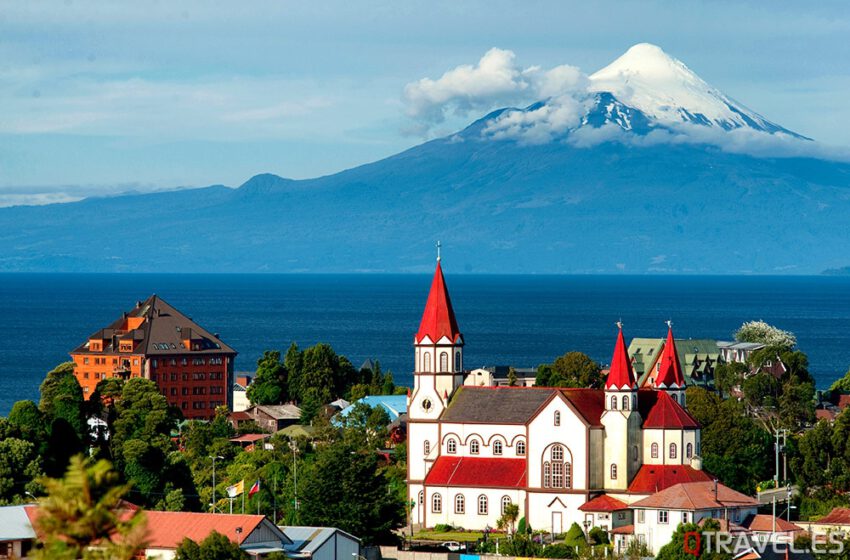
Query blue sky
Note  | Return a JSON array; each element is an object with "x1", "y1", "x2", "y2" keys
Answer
[{"x1": 1, "y1": 0, "x2": 849, "y2": 204}]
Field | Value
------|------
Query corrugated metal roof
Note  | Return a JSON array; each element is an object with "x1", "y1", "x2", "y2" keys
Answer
[
  {"x1": 0, "y1": 505, "x2": 36, "y2": 540},
  {"x1": 282, "y1": 526, "x2": 360, "y2": 553}
]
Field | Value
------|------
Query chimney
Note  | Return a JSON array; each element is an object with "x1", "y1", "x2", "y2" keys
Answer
[
  {"x1": 136, "y1": 300, "x2": 142, "y2": 308},
  {"x1": 235, "y1": 527, "x2": 242, "y2": 534}
]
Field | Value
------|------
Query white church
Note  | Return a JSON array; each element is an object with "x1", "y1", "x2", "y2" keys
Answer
[{"x1": 407, "y1": 259, "x2": 759, "y2": 551}]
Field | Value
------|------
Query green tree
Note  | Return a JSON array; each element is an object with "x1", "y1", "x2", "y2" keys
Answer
[
  {"x1": 33, "y1": 455, "x2": 147, "y2": 560},
  {"x1": 714, "y1": 362, "x2": 747, "y2": 397},
  {"x1": 299, "y1": 440, "x2": 404, "y2": 544},
  {"x1": 247, "y1": 351, "x2": 288, "y2": 405},
  {"x1": 507, "y1": 367, "x2": 518, "y2": 387},
  {"x1": 284, "y1": 343, "x2": 304, "y2": 401},
  {"x1": 734, "y1": 320, "x2": 796, "y2": 349},
  {"x1": 7, "y1": 400, "x2": 49, "y2": 454},
  {"x1": 741, "y1": 372, "x2": 780, "y2": 410},
  {"x1": 0, "y1": 436, "x2": 43, "y2": 504},
  {"x1": 536, "y1": 352, "x2": 603, "y2": 388},
  {"x1": 497, "y1": 503, "x2": 520, "y2": 535},
  {"x1": 39, "y1": 362, "x2": 87, "y2": 439},
  {"x1": 830, "y1": 369, "x2": 850, "y2": 394},
  {"x1": 656, "y1": 520, "x2": 731, "y2": 560},
  {"x1": 175, "y1": 531, "x2": 247, "y2": 560}
]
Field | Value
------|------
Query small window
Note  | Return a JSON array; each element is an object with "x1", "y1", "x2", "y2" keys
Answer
[
  {"x1": 470, "y1": 439, "x2": 480, "y2": 454},
  {"x1": 455, "y1": 352, "x2": 461, "y2": 371},
  {"x1": 565, "y1": 462, "x2": 572, "y2": 489},
  {"x1": 419, "y1": 491, "x2": 424, "y2": 505},
  {"x1": 638, "y1": 510, "x2": 645, "y2": 524},
  {"x1": 686, "y1": 443, "x2": 693, "y2": 459},
  {"x1": 440, "y1": 352, "x2": 449, "y2": 372},
  {"x1": 493, "y1": 440, "x2": 503, "y2": 455},
  {"x1": 670, "y1": 443, "x2": 677, "y2": 459},
  {"x1": 455, "y1": 494, "x2": 465, "y2": 514},
  {"x1": 447, "y1": 438, "x2": 457, "y2": 454},
  {"x1": 610, "y1": 464, "x2": 618, "y2": 480},
  {"x1": 554, "y1": 410, "x2": 561, "y2": 426},
  {"x1": 622, "y1": 395, "x2": 629, "y2": 409},
  {"x1": 501, "y1": 496, "x2": 512, "y2": 515},
  {"x1": 651, "y1": 443, "x2": 659, "y2": 458},
  {"x1": 659, "y1": 510, "x2": 669, "y2": 524},
  {"x1": 611, "y1": 396, "x2": 618, "y2": 410},
  {"x1": 424, "y1": 440, "x2": 431, "y2": 456},
  {"x1": 682, "y1": 512, "x2": 690, "y2": 523},
  {"x1": 432, "y1": 493, "x2": 442, "y2": 513},
  {"x1": 478, "y1": 495, "x2": 488, "y2": 515},
  {"x1": 423, "y1": 353, "x2": 431, "y2": 372},
  {"x1": 543, "y1": 462, "x2": 551, "y2": 488},
  {"x1": 552, "y1": 445, "x2": 564, "y2": 462},
  {"x1": 632, "y1": 445, "x2": 639, "y2": 461},
  {"x1": 516, "y1": 440, "x2": 526, "y2": 456}
]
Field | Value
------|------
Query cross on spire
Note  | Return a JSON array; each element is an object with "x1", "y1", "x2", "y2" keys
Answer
[
  {"x1": 436, "y1": 240, "x2": 442, "y2": 262},
  {"x1": 616, "y1": 319, "x2": 623, "y2": 330}
]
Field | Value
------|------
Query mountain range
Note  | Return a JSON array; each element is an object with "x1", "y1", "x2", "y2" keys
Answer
[{"x1": 2, "y1": 43, "x2": 850, "y2": 274}]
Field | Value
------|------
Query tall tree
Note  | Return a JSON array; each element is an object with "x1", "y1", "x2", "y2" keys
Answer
[
  {"x1": 247, "y1": 351, "x2": 288, "y2": 405},
  {"x1": 175, "y1": 531, "x2": 247, "y2": 560},
  {"x1": 535, "y1": 352, "x2": 603, "y2": 388},
  {"x1": 33, "y1": 455, "x2": 147, "y2": 560}
]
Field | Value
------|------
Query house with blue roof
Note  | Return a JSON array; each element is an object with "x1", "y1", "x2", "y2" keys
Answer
[{"x1": 335, "y1": 395, "x2": 407, "y2": 425}]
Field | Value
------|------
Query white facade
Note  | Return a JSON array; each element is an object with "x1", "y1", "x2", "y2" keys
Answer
[{"x1": 632, "y1": 505, "x2": 758, "y2": 555}]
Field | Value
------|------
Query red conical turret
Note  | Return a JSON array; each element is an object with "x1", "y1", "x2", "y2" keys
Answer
[
  {"x1": 415, "y1": 260, "x2": 462, "y2": 344},
  {"x1": 606, "y1": 323, "x2": 636, "y2": 390},
  {"x1": 655, "y1": 323, "x2": 685, "y2": 388}
]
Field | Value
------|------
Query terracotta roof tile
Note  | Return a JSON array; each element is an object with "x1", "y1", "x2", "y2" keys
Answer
[
  {"x1": 579, "y1": 494, "x2": 628, "y2": 512},
  {"x1": 143, "y1": 511, "x2": 271, "y2": 548},
  {"x1": 743, "y1": 514, "x2": 804, "y2": 533},
  {"x1": 815, "y1": 507, "x2": 850, "y2": 526},
  {"x1": 425, "y1": 457, "x2": 526, "y2": 488},
  {"x1": 628, "y1": 464, "x2": 713, "y2": 494},
  {"x1": 610, "y1": 524, "x2": 634, "y2": 535},
  {"x1": 631, "y1": 481, "x2": 757, "y2": 510}
]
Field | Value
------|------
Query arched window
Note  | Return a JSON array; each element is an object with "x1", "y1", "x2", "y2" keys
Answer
[
  {"x1": 611, "y1": 396, "x2": 618, "y2": 410},
  {"x1": 501, "y1": 496, "x2": 512, "y2": 515},
  {"x1": 554, "y1": 411, "x2": 561, "y2": 426},
  {"x1": 552, "y1": 461, "x2": 563, "y2": 487},
  {"x1": 440, "y1": 352, "x2": 449, "y2": 372},
  {"x1": 423, "y1": 352, "x2": 431, "y2": 372},
  {"x1": 611, "y1": 464, "x2": 618, "y2": 480},
  {"x1": 651, "y1": 442, "x2": 659, "y2": 458},
  {"x1": 455, "y1": 494, "x2": 465, "y2": 514},
  {"x1": 686, "y1": 443, "x2": 693, "y2": 459},
  {"x1": 470, "y1": 439, "x2": 480, "y2": 454},
  {"x1": 432, "y1": 493, "x2": 442, "y2": 513},
  {"x1": 419, "y1": 491, "x2": 424, "y2": 504},
  {"x1": 543, "y1": 462, "x2": 551, "y2": 488},
  {"x1": 424, "y1": 440, "x2": 430, "y2": 456},
  {"x1": 622, "y1": 395, "x2": 630, "y2": 409},
  {"x1": 565, "y1": 462, "x2": 572, "y2": 488},
  {"x1": 478, "y1": 495, "x2": 488, "y2": 515},
  {"x1": 552, "y1": 445, "x2": 564, "y2": 462},
  {"x1": 447, "y1": 438, "x2": 457, "y2": 454},
  {"x1": 543, "y1": 445, "x2": 571, "y2": 489},
  {"x1": 516, "y1": 440, "x2": 526, "y2": 456},
  {"x1": 672, "y1": 393, "x2": 678, "y2": 404},
  {"x1": 493, "y1": 440, "x2": 503, "y2": 455},
  {"x1": 455, "y1": 352, "x2": 461, "y2": 371},
  {"x1": 669, "y1": 443, "x2": 677, "y2": 459}
]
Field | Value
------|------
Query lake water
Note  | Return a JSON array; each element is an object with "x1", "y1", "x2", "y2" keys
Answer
[{"x1": 1, "y1": 273, "x2": 849, "y2": 416}]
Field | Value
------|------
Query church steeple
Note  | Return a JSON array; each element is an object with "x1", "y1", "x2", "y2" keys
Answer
[
  {"x1": 655, "y1": 322, "x2": 685, "y2": 389},
  {"x1": 606, "y1": 322, "x2": 636, "y2": 390},
  {"x1": 415, "y1": 259, "x2": 463, "y2": 345}
]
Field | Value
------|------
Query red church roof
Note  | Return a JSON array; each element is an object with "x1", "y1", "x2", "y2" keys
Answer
[
  {"x1": 579, "y1": 494, "x2": 629, "y2": 512},
  {"x1": 606, "y1": 325, "x2": 636, "y2": 389},
  {"x1": 415, "y1": 261, "x2": 462, "y2": 344},
  {"x1": 425, "y1": 456, "x2": 526, "y2": 488},
  {"x1": 628, "y1": 464, "x2": 713, "y2": 494},
  {"x1": 640, "y1": 390, "x2": 699, "y2": 429},
  {"x1": 654, "y1": 324, "x2": 685, "y2": 388}
]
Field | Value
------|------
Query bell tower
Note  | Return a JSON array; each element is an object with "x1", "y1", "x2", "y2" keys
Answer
[{"x1": 654, "y1": 321, "x2": 687, "y2": 407}]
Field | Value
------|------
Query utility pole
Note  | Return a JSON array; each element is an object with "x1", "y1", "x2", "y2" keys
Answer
[
  {"x1": 209, "y1": 455, "x2": 223, "y2": 513},
  {"x1": 774, "y1": 430, "x2": 780, "y2": 486},
  {"x1": 289, "y1": 438, "x2": 299, "y2": 512}
]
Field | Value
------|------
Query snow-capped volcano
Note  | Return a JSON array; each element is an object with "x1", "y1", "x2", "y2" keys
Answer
[
  {"x1": 588, "y1": 43, "x2": 800, "y2": 136},
  {"x1": 478, "y1": 43, "x2": 806, "y2": 141}
]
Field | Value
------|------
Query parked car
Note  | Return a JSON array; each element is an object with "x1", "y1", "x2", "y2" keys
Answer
[{"x1": 441, "y1": 541, "x2": 463, "y2": 552}]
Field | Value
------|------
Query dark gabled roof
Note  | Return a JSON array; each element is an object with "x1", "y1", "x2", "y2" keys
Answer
[
  {"x1": 72, "y1": 295, "x2": 236, "y2": 356},
  {"x1": 440, "y1": 386, "x2": 555, "y2": 424}
]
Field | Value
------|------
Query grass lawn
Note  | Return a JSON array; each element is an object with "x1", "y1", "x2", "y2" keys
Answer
[{"x1": 413, "y1": 530, "x2": 488, "y2": 542}]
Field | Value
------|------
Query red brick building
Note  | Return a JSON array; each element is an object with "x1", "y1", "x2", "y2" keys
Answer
[{"x1": 70, "y1": 295, "x2": 237, "y2": 419}]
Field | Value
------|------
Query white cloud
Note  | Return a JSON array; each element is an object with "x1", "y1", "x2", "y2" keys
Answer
[{"x1": 402, "y1": 48, "x2": 586, "y2": 133}]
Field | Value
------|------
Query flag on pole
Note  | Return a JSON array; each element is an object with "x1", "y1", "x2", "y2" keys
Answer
[
  {"x1": 249, "y1": 480, "x2": 260, "y2": 497},
  {"x1": 226, "y1": 480, "x2": 244, "y2": 498}
]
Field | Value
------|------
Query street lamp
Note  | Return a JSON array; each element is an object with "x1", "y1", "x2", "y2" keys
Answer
[
  {"x1": 25, "y1": 491, "x2": 36, "y2": 503},
  {"x1": 289, "y1": 439, "x2": 299, "y2": 511},
  {"x1": 210, "y1": 455, "x2": 224, "y2": 513}
]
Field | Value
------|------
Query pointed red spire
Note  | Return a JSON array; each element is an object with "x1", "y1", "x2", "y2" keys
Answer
[
  {"x1": 606, "y1": 323, "x2": 636, "y2": 390},
  {"x1": 415, "y1": 260, "x2": 462, "y2": 344},
  {"x1": 655, "y1": 323, "x2": 685, "y2": 388}
]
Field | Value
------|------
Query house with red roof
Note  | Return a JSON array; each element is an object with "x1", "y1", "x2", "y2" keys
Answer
[{"x1": 407, "y1": 258, "x2": 712, "y2": 541}]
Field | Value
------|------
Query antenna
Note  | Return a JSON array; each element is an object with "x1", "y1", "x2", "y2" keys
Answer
[
  {"x1": 436, "y1": 240, "x2": 442, "y2": 262},
  {"x1": 666, "y1": 319, "x2": 673, "y2": 329},
  {"x1": 616, "y1": 319, "x2": 623, "y2": 330}
]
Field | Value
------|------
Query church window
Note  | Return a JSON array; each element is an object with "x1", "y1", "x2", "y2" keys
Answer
[
  {"x1": 440, "y1": 352, "x2": 449, "y2": 372},
  {"x1": 622, "y1": 395, "x2": 629, "y2": 409},
  {"x1": 432, "y1": 493, "x2": 442, "y2": 513},
  {"x1": 672, "y1": 393, "x2": 678, "y2": 404},
  {"x1": 493, "y1": 440, "x2": 503, "y2": 455},
  {"x1": 423, "y1": 352, "x2": 431, "y2": 372},
  {"x1": 470, "y1": 439, "x2": 480, "y2": 454},
  {"x1": 447, "y1": 438, "x2": 457, "y2": 454},
  {"x1": 543, "y1": 462, "x2": 551, "y2": 488},
  {"x1": 478, "y1": 495, "x2": 488, "y2": 515},
  {"x1": 516, "y1": 440, "x2": 526, "y2": 456},
  {"x1": 455, "y1": 494, "x2": 465, "y2": 514},
  {"x1": 424, "y1": 440, "x2": 430, "y2": 456},
  {"x1": 501, "y1": 496, "x2": 512, "y2": 515},
  {"x1": 552, "y1": 445, "x2": 564, "y2": 462},
  {"x1": 564, "y1": 462, "x2": 572, "y2": 488},
  {"x1": 686, "y1": 443, "x2": 693, "y2": 458},
  {"x1": 552, "y1": 461, "x2": 563, "y2": 487},
  {"x1": 611, "y1": 396, "x2": 618, "y2": 410},
  {"x1": 455, "y1": 351, "x2": 461, "y2": 371},
  {"x1": 419, "y1": 491, "x2": 424, "y2": 504},
  {"x1": 669, "y1": 443, "x2": 677, "y2": 459},
  {"x1": 554, "y1": 411, "x2": 561, "y2": 426},
  {"x1": 610, "y1": 464, "x2": 618, "y2": 480},
  {"x1": 651, "y1": 443, "x2": 659, "y2": 458}
]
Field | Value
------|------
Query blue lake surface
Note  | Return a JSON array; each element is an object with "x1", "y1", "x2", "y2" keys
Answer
[{"x1": 1, "y1": 273, "x2": 849, "y2": 416}]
